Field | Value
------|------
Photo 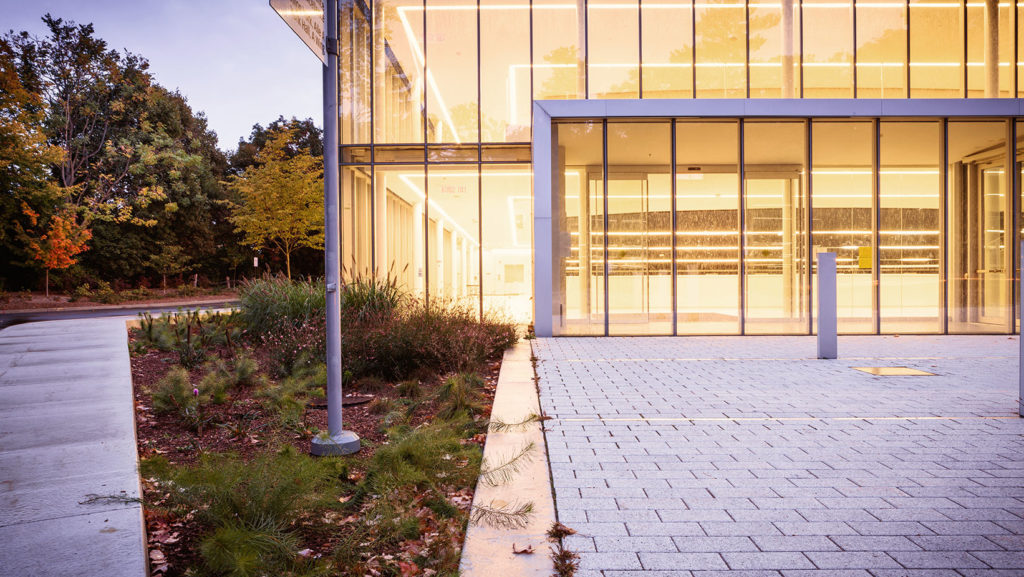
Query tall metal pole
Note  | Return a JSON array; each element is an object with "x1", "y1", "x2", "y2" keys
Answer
[{"x1": 312, "y1": 0, "x2": 360, "y2": 456}]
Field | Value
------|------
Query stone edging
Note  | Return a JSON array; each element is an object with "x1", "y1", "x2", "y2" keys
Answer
[{"x1": 459, "y1": 340, "x2": 557, "y2": 575}]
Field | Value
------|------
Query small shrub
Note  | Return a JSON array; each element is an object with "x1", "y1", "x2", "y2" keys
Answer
[
  {"x1": 176, "y1": 284, "x2": 200, "y2": 297},
  {"x1": 262, "y1": 319, "x2": 325, "y2": 378},
  {"x1": 366, "y1": 421, "x2": 481, "y2": 494},
  {"x1": 238, "y1": 276, "x2": 325, "y2": 336},
  {"x1": 92, "y1": 280, "x2": 121, "y2": 304},
  {"x1": 435, "y1": 373, "x2": 486, "y2": 420},
  {"x1": 151, "y1": 367, "x2": 207, "y2": 431},
  {"x1": 367, "y1": 397, "x2": 396, "y2": 415},
  {"x1": 72, "y1": 283, "x2": 92, "y2": 302},
  {"x1": 354, "y1": 376, "x2": 388, "y2": 394},
  {"x1": 341, "y1": 273, "x2": 402, "y2": 320},
  {"x1": 396, "y1": 380, "x2": 421, "y2": 399}
]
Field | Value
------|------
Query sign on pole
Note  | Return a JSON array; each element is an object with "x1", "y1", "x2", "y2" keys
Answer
[{"x1": 269, "y1": 0, "x2": 326, "y2": 64}]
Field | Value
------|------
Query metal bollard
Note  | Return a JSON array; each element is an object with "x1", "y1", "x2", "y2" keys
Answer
[{"x1": 817, "y1": 252, "x2": 837, "y2": 360}]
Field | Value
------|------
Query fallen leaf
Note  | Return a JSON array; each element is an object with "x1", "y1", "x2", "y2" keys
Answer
[
  {"x1": 149, "y1": 550, "x2": 166, "y2": 563},
  {"x1": 512, "y1": 543, "x2": 534, "y2": 554}
]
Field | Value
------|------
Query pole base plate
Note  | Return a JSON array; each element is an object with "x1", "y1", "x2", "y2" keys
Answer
[{"x1": 310, "y1": 430, "x2": 360, "y2": 456}]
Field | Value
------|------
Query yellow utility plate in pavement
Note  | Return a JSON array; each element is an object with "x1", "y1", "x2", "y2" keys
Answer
[{"x1": 852, "y1": 366, "x2": 936, "y2": 376}]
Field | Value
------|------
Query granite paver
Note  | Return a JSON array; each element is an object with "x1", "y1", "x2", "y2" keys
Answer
[{"x1": 535, "y1": 336, "x2": 1024, "y2": 575}]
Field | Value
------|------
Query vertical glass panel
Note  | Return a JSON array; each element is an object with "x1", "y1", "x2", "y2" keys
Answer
[
  {"x1": 803, "y1": 0, "x2": 854, "y2": 97},
  {"x1": 676, "y1": 121, "x2": 740, "y2": 334},
  {"x1": 967, "y1": 0, "x2": 1012, "y2": 97},
  {"x1": 373, "y1": 0, "x2": 424, "y2": 143},
  {"x1": 553, "y1": 122, "x2": 605, "y2": 335},
  {"x1": 606, "y1": 122, "x2": 672, "y2": 335},
  {"x1": 373, "y1": 165, "x2": 426, "y2": 297},
  {"x1": 879, "y1": 121, "x2": 942, "y2": 334},
  {"x1": 694, "y1": 0, "x2": 746, "y2": 97},
  {"x1": 482, "y1": 165, "x2": 533, "y2": 323},
  {"x1": 641, "y1": 0, "x2": 694, "y2": 98},
  {"x1": 480, "y1": 0, "x2": 531, "y2": 142},
  {"x1": 341, "y1": 0, "x2": 372, "y2": 144},
  {"x1": 749, "y1": 0, "x2": 801, "y2": 98},
  {"x1": 909, "y1": 0, "x2": 963, "y2": 98},
  {"x1": 744, "y1": 121, "x2": 809, "y2": 334},
  {"x1": 811, "y1": 121, "x2": 873, "y2": 334},
  {"x1": 426, "y1": 0, "x2": 478, "y2": 144},
  {"x1": 948, "y1": 121, "x2": 1011, "y2": 333},
  {"x1": 343, "y1": 166, "x2": 374, "y2": 279},
  {"x1": 427, "y1": 166, "x2": 481, "y2": 315},
  {"x1": 534, "y1": 0, "x2": 584, "y2": 99},
  {"x1": 588, "y1": 0, "x2": 640, "y2": 99},
  {"x1": 856, "y1": 0, "x2": 907, "y2": 98}
]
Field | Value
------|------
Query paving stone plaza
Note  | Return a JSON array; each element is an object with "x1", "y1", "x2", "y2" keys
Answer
[{"x1": 534, "y1": 336, "x2": 1024, "y2": 576}]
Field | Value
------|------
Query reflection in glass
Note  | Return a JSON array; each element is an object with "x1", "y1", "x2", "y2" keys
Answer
[
  {"x1": 533, "y1": 0, "x2": 584, "y2": 100},
  {"x1": 426, "y1": 166, "x2": 481, "y2": 315},
  {"x1": 744, "y1": 121, "x2": 809, "y2": 334},
  {"x1": 373, "y1": 0, "x2": 424, "y2": 143},
  {"x1": 811, "y1": 121, "x2": 873, "y2": 333},
  {"x1": 426, "y1": 0, "x2": 478, "y2": 144},
  {"x1": 695, "y1": 0, "x2": 746, "y2": 98},
  {"x1": 948, "y1": 121, "x2": 1010, "y2": 332},
  {"x1": 909, "y1": 0, "x2": 963, "y2": 98},
  {"x1": 589, "y1": 0, "x2": 639, "y2": 99},
  {"x1": 341, "y1": 0, "x2": 372, "y2": 144},
  {"x1": 373, "y1": 166, "x2": 426, "y2": 296},
  {"x1": 553, "y1": 122, "x2": 604, "y2": 335},
  {"x1": 342, "y1": 166, "x2": 373, "y2": 279},
  {"x1": 802, "y1": 0, "x2": 853, "y2": 97},
  {"x1": 749, "y1": 0, "x2": 800, "y2": 98},
  {"x1": 605, "y1": 122, "x2": 671, "y2": 335},
  {"x1": 967, "y1": 0, "x2": 1012, "y2": 97},
  {"x1": 879, "y1": 121, "x2": 941, "y2": 333},
  {"x1": 482, "y1": 165, "x2": 533, "y2": 323},
  {"x1": 481, "y1": 0, "x2": 531, "y2": 142},
  {"x1": 856, "y1": 0, "x2": 907, "y2": 98},
  {"x1": 676, "y1": 121, "x2": 740, "y2": 334},
  {"x1": 641, "y1": 1, "x2": 693, "y2": 98}
]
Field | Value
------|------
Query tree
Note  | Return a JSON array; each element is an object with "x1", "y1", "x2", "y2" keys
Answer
[
  {"x1": 228, "y1": 116, "x2": 322, "y2": 176},
  {"x1": 228, "y1": 128, "x2": 324, "y2": 280},
  {"x1": 0, "y1": 37, "x2": 64, "y2": 287},
  {"x1": 146, "y1": 244, "x2": 191, "y2": 293},
  {"x1": 23, "y1": 207, "x2": 91, "y2": 297}
]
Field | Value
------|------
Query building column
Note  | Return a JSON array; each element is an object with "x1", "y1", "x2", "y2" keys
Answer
[
  {"x1": 985, "y1": 0, "x2": 1000, "y2": 97},
  {"x1": 781, "y1": 0, "x2": 796, "y2": 98}
]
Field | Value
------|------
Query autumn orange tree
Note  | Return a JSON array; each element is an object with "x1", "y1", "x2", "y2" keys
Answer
[{"x1": 23, "y1": 206, "x2": 92, "y2": 297}]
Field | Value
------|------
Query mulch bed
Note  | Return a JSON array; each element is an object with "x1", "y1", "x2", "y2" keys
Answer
[{"x1": 129, "y1": 331, "x2": 500, "y2": 575}]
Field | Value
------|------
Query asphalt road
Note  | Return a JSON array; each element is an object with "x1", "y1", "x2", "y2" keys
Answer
[{"x1": 0, "y1": 301, "x2": 239, "y2": 330}]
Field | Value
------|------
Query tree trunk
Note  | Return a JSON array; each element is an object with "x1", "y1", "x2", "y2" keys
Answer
[
  {"x1": 285, "y1": 250, "x2": 292, "y2": 280},
  {"x1": 44, "y1": 269, "x2": 49, "y2": 298},
  {"x1": 162, "y1": 274, "x2": 167, "y2": 294}
]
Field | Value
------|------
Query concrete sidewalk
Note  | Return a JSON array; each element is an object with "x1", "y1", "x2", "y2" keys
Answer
[{"x1": 0, "y1": 318, "x2": 146, "y2": 577}]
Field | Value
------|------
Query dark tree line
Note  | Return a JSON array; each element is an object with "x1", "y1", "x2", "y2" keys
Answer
[{"x1": 1, "y1": 15, "x2": 325, "y2": 294}]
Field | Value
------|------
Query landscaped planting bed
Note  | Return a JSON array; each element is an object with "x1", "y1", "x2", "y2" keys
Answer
[{"x1": 130, "y1": 277, "x2": 518, "y2": 577}]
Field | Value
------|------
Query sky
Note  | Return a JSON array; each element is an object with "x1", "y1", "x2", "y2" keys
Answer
[{"x1": 4, "y1": 0, "x2": 324, "y2": 151}]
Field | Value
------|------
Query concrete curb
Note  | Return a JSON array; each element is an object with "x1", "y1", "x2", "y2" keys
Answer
[
  {"x1": 0, "y1": 318, "x2": 148, "y2": 577},
  {"x1": 459, "y1": 340, "x2": 557, "y2": 576}
]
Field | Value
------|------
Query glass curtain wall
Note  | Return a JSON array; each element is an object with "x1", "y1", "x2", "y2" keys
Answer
[
  {"x1": 811, "y1": 121, "x2": 873, "y2": 333},
  {"x1": 676, "y1": 121, "x2": 741, "y2": 334},
  {"x1": 552, "y1": 115, "x2": 1020, "y2": 335}
]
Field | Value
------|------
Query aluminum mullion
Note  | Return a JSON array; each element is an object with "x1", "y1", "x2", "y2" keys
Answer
[
  {"x1": 905, "y1": 0, "x2": 910, "y2": 98},
  {"x1": 671, "y1": 119, "x2": 678, "y2": 335},
  {"x1": 852, "y1": 0, "x2": 858, "y2": 97},
  {"x1": 422, "y1": 0, "x2": 430, "y2": 306},
  {"x1": 638, "y1": 0, "x2": 644, "y2": 97},
  {"x1": 941, "y1": 118, "x2": 949, "y2": 334},
  {"x1": 477, "y1": 0, "x2": 483, "y2": 321},
  {"x1": 806, "y1": 119, "x2": 814, "y2": 335},
  {"x1": 745, "y1": 0, "x2": 751, "y2": 98},
  {"x1": 691, "y1": 0, "x2": 697, "y2": 97},
  {"x1": 873, "y1": 117, "x2": 881, "y2": 334},
  {"x1": 1008, "y1": 119, "x2": 1017, "y2": 332},
  {"x1": 603, "y1": 119, "x2": 610, "y2": 336},
  {"x1": 738, "y1": 119, "x2": 746, "y2": 335}
]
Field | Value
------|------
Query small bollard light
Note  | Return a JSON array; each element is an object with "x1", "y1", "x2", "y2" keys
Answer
[{"x1": 816, "y1": 251, "x2": 837, "y2": 360}]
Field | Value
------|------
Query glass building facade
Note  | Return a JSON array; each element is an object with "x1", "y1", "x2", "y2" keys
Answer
[{"x1": 339, "y1": 0, "x2": 1024, "y2": 334}]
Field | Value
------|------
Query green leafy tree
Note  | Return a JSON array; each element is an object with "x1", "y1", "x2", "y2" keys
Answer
[
  {"x1": 0, "y1": 37, "x2": 63, "y2": 287},
  {"x1": 228, "y1": 128, "x2": 324, "y2": 280},
  {"x1": 147, "y1": 244, "x2": 192, "y2": 293}
]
